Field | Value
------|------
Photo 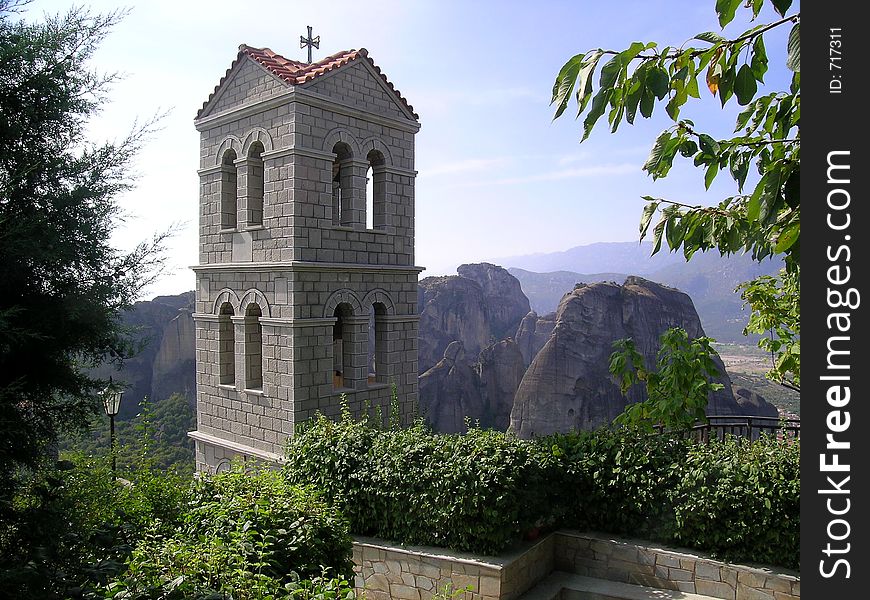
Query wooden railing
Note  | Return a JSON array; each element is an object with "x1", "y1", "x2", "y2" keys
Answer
[{"x1": 655, "y1": 415, "x2": 800, "y2": 441}]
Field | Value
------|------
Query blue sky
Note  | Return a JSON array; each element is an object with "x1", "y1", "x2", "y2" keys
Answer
[{"x1": 29, "y1": 0, "x2": 797, "y2": 297}]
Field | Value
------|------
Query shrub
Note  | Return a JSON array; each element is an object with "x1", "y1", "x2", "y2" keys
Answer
[
  {"x1": 670, "y1": 434, "x2": 800, "y2": 568},
  {"x1": 283, "y1": 414, "x2": 799, "y2": 569},
  {"x1": 110, "y1": 464, "x2": 354, "y2": 599},
  {"x1": 544, "y1": 428, "x2": 688, "y2": 540},
  {"x1": 284, "y1": 415, "x2": 549, "y2": 555},
  {"x1": 0, "y1": 455, "x2": 188, "y2": 599}
]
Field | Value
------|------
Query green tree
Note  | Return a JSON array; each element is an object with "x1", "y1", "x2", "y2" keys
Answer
[
  {"x1": 609, "y1": 328, "x2": 725, "y2": 432},
  {"x1": 0, "y1": 1, "x2": 167, "y2": 506},
  {"x1": 552, "y1": 0, "x2": 800, "y2": 390}
]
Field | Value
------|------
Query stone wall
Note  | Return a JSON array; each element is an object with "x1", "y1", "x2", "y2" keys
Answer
[
  {"x1": 352, "y1": 535, "x2": 554, "y2": 600},
  {"x1": 349, "y1": 532, "x2": 799, "y2": 600},
  {"x1": 554, "y1": 531, "x2": 800, "y2": 600}
]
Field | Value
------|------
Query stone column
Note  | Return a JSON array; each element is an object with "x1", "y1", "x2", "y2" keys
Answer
[
  {"x1": 235, "y1": 156, "x2": 264, "y2": 228},
  {"x1": 340, "y1": 159, "x2": 369, "y2": 229},
  {"x1": 342, "y1": 315, "x2": 370, "y2": 389}
]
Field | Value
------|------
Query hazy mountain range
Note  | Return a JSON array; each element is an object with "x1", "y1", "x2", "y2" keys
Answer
[{"x1": 495, "y1": 242, "x2": 782, "y2": 343}]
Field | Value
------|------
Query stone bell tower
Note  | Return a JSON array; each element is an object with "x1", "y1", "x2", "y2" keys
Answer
[{"x1": 189, "y1": 44, "x2": 421, "y2": 472}]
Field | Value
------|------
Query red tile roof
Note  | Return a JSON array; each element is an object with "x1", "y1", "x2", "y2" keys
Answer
[{"x1": 197, "y1": 45, "x2": 418, "y2": 120}]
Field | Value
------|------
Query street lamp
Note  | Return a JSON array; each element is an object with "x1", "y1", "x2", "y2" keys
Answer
[{"x1": 102, "y1": 379, "x2": 123, "y2": 475}]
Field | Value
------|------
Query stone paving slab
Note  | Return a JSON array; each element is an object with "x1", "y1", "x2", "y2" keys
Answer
[{"x1": 519, "y1": 572, "x2": 722, "y2": 600}]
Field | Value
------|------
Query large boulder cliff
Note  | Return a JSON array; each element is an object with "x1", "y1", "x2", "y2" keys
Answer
[
  {"x1": 418, "y1": 263, "x2": 530, "y2": 373},
  {"x1": 418, "y1": 276, "x2": 490, "y2": 374},
  {"x1": 419, "y1": 341, "x2": 483, "y2": 433},
  {"x1": 417, "y1": 264, "x2": 531, "y2": 432},
  {"x1": 514, "y1": 311, "x2": 556, "y2": 367},
  {"x1": 456, "y1": 263, "x2": 531, "y2": 340},
  {"x1": 93, "y1": 292, "x2": 196, "y2": 418},
  {"x1": 509, "y1": 277, "x2": 757, "y2": 438}
]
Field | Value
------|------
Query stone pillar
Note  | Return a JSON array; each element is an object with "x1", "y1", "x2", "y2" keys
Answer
[
  {"x1": 343, "y1": 315, "x2": 370, "y2": 389},
  {"x1": 340, "y1": 159, "x2": 369, "y2": 229},
  {"x1": 231, "y1": 316, "x2": 246, "y2": 390},
  {"x1": 236, "y1": 156, "x2": 264, "y2": 228}
]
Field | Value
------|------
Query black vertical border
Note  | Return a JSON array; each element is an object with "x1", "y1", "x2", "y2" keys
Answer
[{"x1": 801, "y1": 2, "x2": 867, "y2": 598}]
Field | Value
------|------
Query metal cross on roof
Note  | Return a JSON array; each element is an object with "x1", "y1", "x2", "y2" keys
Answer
[{"x1": 300, "y1": 25, "x2": 320, "y2": 64}]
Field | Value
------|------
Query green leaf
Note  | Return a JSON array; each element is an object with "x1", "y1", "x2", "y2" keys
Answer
[
  {"x1": 715, "y1": 0, "x2": 742, "y2": 27},
  {"x1": 581, "y1": 89, "x2": 612, "y2": 141},
  {"x1": 735, "y1": 64, "x2": 757, "y2": 106},
  {"x1": 599, "y1": 55, "x2": 622, "y2": 89},
  {"x1": 643, "y1": 130, "x2": 672, "y2": 173},
  {"x1": 786, "y1": 23, "x2": 800, "y2": 72},
  {"x1": 651, "y1": 217, "x2": 667, "y2": 254},
  {"x1": 625, "y1": 80, "x2": 644, "y2": 124},
  {"x1": 771, "y1": 0, "x2": 793, "y2": 17},
  {"x1": 575, "y1": 50, "x2": 605, "y2": 115},
  {"x1": 647, "y1": 66, "x2": 670, "y2": 100},
  {"x1": 698, "y1": 134, "x2": 720, "y2": 155},
  {"x1": 639, "y1": 86, "x2": 655, "y2": 118},
  {"x1": 751, "y1": 35, "x2": 768, "y2": 82},
  {"x1": 693, "y1": 31, "x2": 726, "y2": 44},
  {"x1": 747, "y1": 174, "x2": 768, "y2": 221},
  {"x1": 639, "y1": 200, "x2": 660, "y2": 237},
  {"x1": 552, "y1": 54, "x2": 583, "y2": 113},
  {"x1": 774, "y1": 221, "x2": 800, "y2": 253},
  {"x1": 679, "y1": 139, "x2": 698, "y2": 157},
  {"x1": 704, "y1": 160, "x2": 719, "y2": 190},
  {"x1": 666, "y1": 215, "x2": 685, "y2": 250},
  {"x1": 552, "y1": 53, "x2": 585, "y2": 119}
]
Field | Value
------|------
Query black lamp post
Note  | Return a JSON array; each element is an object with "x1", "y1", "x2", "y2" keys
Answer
[{"x1": 102, "y1": 379, "x2": 123, "y2": 475}]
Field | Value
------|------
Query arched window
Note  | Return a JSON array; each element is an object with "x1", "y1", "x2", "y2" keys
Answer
[
  {"x1": 246, "y1": 141, "x2": 265, "y2": 227},
  {"x1": 220, "y1": 149, "x2": 238, "y2": 230},
  {"x1": 244, "y1": 303, "x2": 263, "y2": 391},
  {"x1": 366, "y1": 150, "x2": 386, "y2": 230},
  {"x1": 333, "y1": 303, "x2": 354, "y2": 390},
  {"x1": 331, "y1": 142, "x2": 353, "y2": 227},
  {"x1": 368, "y1": 302, "x2": 388, "y2": 384},
  {"x1": 218, "y1": 302, "x2": 235, "y2": 386}
]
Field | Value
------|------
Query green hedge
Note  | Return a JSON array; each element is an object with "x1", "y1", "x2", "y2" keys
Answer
[
  {"x1": 284, "y1": 416, "x2": 550, "y2": 555},
  {"x1": 670, "y1": 436, "x2": 800, "y2": 567},
  {"x1": 282, "y1": 416, "x2": 799, "y2": 569}
]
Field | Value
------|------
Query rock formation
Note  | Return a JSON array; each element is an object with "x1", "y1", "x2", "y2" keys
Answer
[
  {"x1": 418, "y1": 341, "x2": 483, "y2": 433},
  {"x1": 732, "y1": 386, "x2": 779, "y2": 418},
  {"x1": 418, "y1": 276, "x2": 490, "y2": 374},
  {"x1": 514, "y1": 311, "x2": 556, "y2": 367},
  {"x1": 456, "y1": 263, "x2": 531, "y2": 340},
  {"x1": 93, "y1": 292, "x2": 196, "y2": 419},
  {"x1": 478, "y1": 339, "x2": 526, "y2": 431},
  {"x1": 509, "y1": 277, "x2": 750, "y2": 438},
  {"x1": 418, "y1": 263, "x2": 530, "y2": 373}
]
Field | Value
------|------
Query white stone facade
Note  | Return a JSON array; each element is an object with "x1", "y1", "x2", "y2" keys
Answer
[{"x1": 190, "y1": 47, "x2": 421, "y2": 472}]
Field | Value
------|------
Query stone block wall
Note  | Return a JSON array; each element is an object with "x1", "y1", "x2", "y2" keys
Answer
[
  {"x1": 554, "y1": 531, "x2": 800, "y2": 599},
  {"x1": 352, "y1": 535, "x2": 554, "y2": 600}
]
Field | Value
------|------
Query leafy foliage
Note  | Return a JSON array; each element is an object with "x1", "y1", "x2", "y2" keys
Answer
[
  {"x1": 0, "y1": 455, "x2": 187, "y2": 600},
  {"x1": 61, "y1": 393, "x2": 197, "y2": 476},
  {"x1": 545, "y1": 429, "x2": 686, "y2": 539},
  {"x1": 0, "y1": 0, "x2": 169, "y2": 510},
  {"x1": 738, "y1": 269, "x2": 800, "y2": 389},
  {"x1": 111, "y1": 464, "x2": 354, "y2": 600},
  {"x1": 670, "y1": 434, "x2": 800, "y2": 566},
  {"x1": 283, "y1": 412, "x2": 799, "y2": 568},
  {"x1": 283, "y1": 414, "x2": 550, "y2": 555},
  {"x1": 551, "y1": 0, "x2": 800, "y2": 388},
  {"x1": 609, "y1": 328, "x2": 724, "y2": 431}
]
